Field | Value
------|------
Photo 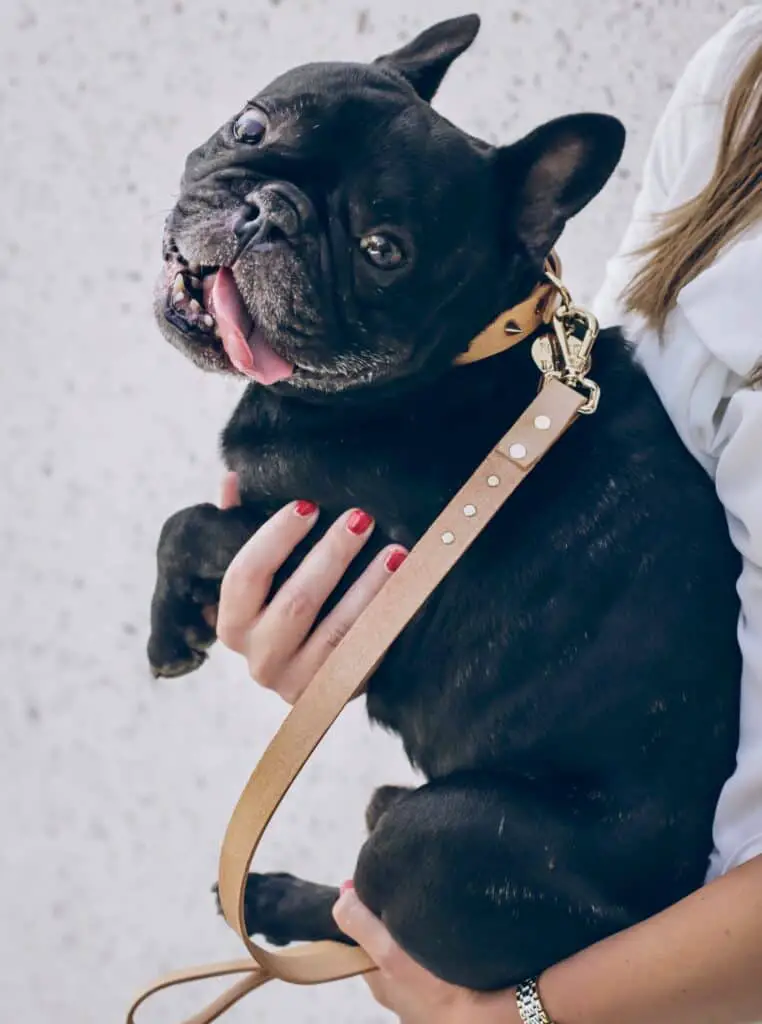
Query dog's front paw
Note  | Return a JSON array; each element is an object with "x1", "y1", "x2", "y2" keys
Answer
[
  {"x1": 148, "y1": 593, "x2": 218, "y2": 680},
  {"x1": 147, "y1": 619, "x2": 214, "y2": 679},
  {"x1": 147, "y1": 502, "x2": 262, "y2": 679}
]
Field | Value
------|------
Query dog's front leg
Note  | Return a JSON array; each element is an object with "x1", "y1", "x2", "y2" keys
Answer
[{"x1": 147, "y1": 502, "x2": 267, "y2": 678}]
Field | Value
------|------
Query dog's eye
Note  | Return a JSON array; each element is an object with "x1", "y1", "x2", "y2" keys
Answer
[
  {"x1": 233, "y1": 107, "x2": 268, "y2": 144},
  {"x1": 359, "y1": 233, "x2": 405, "y2": 270}
]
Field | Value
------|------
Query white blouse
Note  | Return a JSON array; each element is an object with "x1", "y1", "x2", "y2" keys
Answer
[{"x1": 593, "y1": 5, "x2": 762, "y2": 882}]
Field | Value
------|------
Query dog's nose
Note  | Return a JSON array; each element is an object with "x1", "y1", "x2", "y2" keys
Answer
[
  {"x1": 233, "y1": 202, "x2": 269, "y2": 250},
  {"x1": 234, "y1": 185, "x2": 307, "y2": 255}
]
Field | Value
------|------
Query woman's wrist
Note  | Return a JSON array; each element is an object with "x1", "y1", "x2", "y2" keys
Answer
[
  {"x1": 469, "y1": 987, "x2": 523, "y2": 1024},
  {"x1": 469, "y1": 976, "x2": 561, "y2": 1024}
]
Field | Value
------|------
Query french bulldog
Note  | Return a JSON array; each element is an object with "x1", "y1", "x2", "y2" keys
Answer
[{"x1": 147, "y1": 15, "x2": 741, "y2": 989}]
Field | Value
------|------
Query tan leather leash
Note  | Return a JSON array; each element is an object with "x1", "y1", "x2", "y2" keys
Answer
[{"x1": 127, "y1": 255, "x2": 600, "y2": 1023}]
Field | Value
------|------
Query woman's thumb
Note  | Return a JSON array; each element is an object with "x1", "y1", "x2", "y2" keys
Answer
[{"x1": 333, "y1": 882, "x2": 394, "y2": 964}]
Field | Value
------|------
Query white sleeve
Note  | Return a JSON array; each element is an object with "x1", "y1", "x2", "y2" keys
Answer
[
  {"x1": 592, "y1": 6, "x2": 762, "y2": 328},
  {"x1": 588, "y1": 6, "x2": 762, "y2": 880},
  {"x1": 707, "y1": 387, "x2": 762, "y2": 878}
]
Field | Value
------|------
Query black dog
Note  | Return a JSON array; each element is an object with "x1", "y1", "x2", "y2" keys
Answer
[{"x1": 147, "y1": 15, "x2": 741, "y2": 989}]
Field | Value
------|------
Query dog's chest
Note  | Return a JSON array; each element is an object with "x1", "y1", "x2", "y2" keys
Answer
[{"x1": 221, "y1": 399, "x2": 497, "y2": 543}]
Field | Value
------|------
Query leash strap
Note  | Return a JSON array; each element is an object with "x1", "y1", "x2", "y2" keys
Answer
[{"x1": 126, "y1": 376, "x2": 586, "y2": 1023}]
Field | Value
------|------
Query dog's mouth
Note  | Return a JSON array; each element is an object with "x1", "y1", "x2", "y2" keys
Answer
[
  {"x1": 162, "y1": 256, "x2": 295, "y2": 386},
  {"x1": 160, "y1": 228, "x2": 413, "y2": 394}
]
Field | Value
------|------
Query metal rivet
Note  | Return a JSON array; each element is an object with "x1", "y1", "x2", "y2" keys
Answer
[
  {"x1": 534, "y1": 414, "x2": 551, "y2": 431},
  {"x1": 463, "y1": 504, "x2": 477, "y2": 518},
  {"x1": 509, "y1": 442, "x2": 527, "y2": 459},
  {"x1": 487, "y1": 475, "x2": 500, "y2": 487},
  {"x1": 441, "y1": 531, "x2": 455, "y2": 545}
]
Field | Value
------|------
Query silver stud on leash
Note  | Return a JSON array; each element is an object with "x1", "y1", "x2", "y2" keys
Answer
[
  {"x1": 487, "y1": 475, "x2": 500, "y2": 487},
  {"x1": 534, "y1": 415, "x2": 551, "y2": 431},
  {"x1": 463, "y1": 504, "x2": 477, "y2": 518},
  {"x1": 441, "y1": 531, "x2": 455, "y2": 545},
  {"x1": 509, "y1": 443, "x2": 527, "y2": 459}
]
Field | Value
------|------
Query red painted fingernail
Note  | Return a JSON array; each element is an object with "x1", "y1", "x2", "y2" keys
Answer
[
  {"x1": 294, "y1": 500, "x2": 318, "y2": 518},
  {"x1": 347, "y1": 509, "x2": 373, "y2": 535},
  {"x1": 385, "y1": 549, "x2": 407, "y2": 573},
  {"x1": 340, "y1": 880, "x2": 355, "y2": 895}
]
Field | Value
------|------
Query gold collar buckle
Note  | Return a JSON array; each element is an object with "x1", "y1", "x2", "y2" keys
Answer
[
  {"x1": 453, "y1": 250, "x2": 601, "y2": 415},
  {"x1": 531, "y1": 267, "x2": 601, "y2": 415}
]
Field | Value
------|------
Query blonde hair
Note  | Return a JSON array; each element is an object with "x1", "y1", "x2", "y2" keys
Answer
[{"x1": 623, "y1": 42, "x2": 762, "y2": 385}]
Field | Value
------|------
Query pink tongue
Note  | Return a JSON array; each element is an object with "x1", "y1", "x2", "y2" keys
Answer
[{"x1": 208, "y1": 268, "x2": 294, "y2": 385}]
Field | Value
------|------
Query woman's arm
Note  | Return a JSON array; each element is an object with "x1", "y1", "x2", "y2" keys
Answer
[
  {"x1": 537, "y1": 852, "x2": 762, "y2": 1024},
  {"x1": 334, "y1": 855, "x2": 762, "y2": 1024},
  {"x1": 705, "y1": 387, "x2": 762, "y2": 878}
]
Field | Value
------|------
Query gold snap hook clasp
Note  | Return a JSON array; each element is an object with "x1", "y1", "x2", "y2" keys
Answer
[{"x1": 532, "y1": 268, "x2": 601, "y2": 414}]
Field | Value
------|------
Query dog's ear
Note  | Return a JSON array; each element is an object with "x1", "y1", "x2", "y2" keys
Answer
[
  {"x1": 497, "y1": 114, "x2": 626, "y2": 264},
  {"x1": 374, "y1": 14, "x2": 480, "y2": 102}
]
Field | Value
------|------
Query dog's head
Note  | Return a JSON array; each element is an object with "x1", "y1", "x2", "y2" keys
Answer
[{"x1": 157, "y1": 15, "x2": 624, "y2": 397}]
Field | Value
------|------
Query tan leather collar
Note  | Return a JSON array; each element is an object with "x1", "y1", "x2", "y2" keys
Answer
[{"x1": 454, "y1": 251, "x2": 561, "y2": 366}]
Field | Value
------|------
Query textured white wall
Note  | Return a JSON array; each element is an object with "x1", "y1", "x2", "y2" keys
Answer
[{"x1": 0, "y1": 1, "x2": 749, "y2": 1022}]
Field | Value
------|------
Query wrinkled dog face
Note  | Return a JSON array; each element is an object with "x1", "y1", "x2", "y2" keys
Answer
[{"x1": 156, "y1": 15, "x2": 624, "y2": 397}]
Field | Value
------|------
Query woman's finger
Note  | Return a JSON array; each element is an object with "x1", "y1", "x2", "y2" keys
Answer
[
  {"x1": 331, "y1": 892, "x2": 393, "y2": 962},
  {"x1": 333, "y1": 888, "x2": 402, "y2": 972},
  {"x1": 217, "y1": 500, "x2": 320, "y2": 651},
  {"x1": 202, "y1": 472, "x2": 245, "y2": 628},
  {"x1": 242, "y1": 508, "x2": 376, "y2": 686},
  {"x1": 361, "y1": 970, "x2": 394, "y2": 1012},
  {"x1": 219, "y1": 471, "x2": 241, "y2": 510},
  {"x1": 287, "y1": 544, "x2": 407, "y2": 694},
  {"x1": 333, "y1": 889, "x2": 486, "y2": 1023}
]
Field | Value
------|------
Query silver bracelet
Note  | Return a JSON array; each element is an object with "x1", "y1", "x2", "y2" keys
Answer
[{"x1": 515, "y1": 977, "x2": 555, "y2": 1024}]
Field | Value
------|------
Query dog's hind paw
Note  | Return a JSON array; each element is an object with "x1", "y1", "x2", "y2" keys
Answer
[{"x1": 236, "y1": 872, "x2": 350, "y2": 947}]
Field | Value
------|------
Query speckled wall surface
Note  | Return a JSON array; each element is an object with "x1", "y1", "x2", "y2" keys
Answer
[{"x1": 0, "y1": 1, "x2": 749, "y2": 1021}]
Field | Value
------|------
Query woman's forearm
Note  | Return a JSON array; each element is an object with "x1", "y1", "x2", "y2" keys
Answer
[
  {"x1": 521, "y1": 854, "x2": 762, "y2": 1024},
  {"x1": 334, "y1": 855, "x2": 762, "y2": 1024}
]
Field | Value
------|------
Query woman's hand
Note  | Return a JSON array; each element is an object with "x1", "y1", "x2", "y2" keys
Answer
[
  {"x1": 214, "y1": 473, "x2": 408, "y2": 704},
  {"x1": 333, "y1": 884, "x2": 518, "y2": 1024}
]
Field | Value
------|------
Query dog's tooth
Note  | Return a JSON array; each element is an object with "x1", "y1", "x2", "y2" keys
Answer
[
  {"x1": 172, "y1": 281, "x2": 188, "y2": 308},
  {"x1": 203, "y1": 314, "x2": 214, "y2": 327},
  {"x1": 173, "y1": 274, "x2": 186, "y2": 293},
  {"x1": 189, "y1": 298, "x2": 202, "y2": 314}
]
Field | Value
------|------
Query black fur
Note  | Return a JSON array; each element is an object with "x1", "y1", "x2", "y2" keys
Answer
[{"x1": 148, "y1": 16, "x2": 741, "y2": 989}]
